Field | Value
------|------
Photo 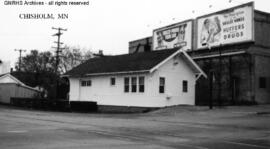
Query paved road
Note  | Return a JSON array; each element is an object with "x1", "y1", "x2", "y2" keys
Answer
[{"x1": 0, "y1": 105, "x2": 269, "y2": 149}]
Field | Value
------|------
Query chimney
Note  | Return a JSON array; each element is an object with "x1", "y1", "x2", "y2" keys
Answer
[
  {"x1": 0, "y1": 61, "x2": 11, "y2": 75},
  {"x1": 98, "y1": 50, "x2": 103, "y2": 56}
]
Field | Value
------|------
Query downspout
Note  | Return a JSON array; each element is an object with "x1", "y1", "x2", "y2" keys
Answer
[{"x1": 78, "y1": 78, "x2": 81, "y2": 101}]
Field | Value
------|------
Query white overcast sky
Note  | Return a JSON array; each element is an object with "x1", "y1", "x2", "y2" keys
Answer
[{"x1": 0, "y1": 0, "x2": 269, "y2": 67}]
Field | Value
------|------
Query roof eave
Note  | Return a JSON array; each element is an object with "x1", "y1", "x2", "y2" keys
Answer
[
  {"x1": 182, "y1": 51, "x2": 207, "y2": 79},
  {"x1": 65, "y1": 70, "x2": 150, "y2": 78},
  {"x1": 149, "y1": 48, "x2": 207, "y2": 79},
  {"x1": 0, "y1": 73, "x2": 41, "y2": 92}
]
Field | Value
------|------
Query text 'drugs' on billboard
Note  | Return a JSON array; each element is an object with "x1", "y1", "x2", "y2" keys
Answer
[
  {"x1": 197, "y1": 2, "x2": 254, "y2": 49},
  {"x1": 153, "y1": 20, "x2": 193, "y2": 51}
]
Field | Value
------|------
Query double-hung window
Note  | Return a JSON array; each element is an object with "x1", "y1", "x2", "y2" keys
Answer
[
  {"x1": 81, "y1": 81, "x2": 86, "y2": 87},
  {"x1": 87, "y1": 80, "x2": 92, "y2": 86},
  {"x1": 81, "y1": 80, "x2": 91, "y2": 87},
  {"x1": 139, "y1": 77, "x2": 145, "y2": 93},
  {"x1": 182, "y1": 80, "x2": 188, "y2": 92},
  {"x1": 124, "y1": 77, "x2": 129, "y2": 92},
  {"x1": 111, "y1": 77, "x2": 116, "y2": 86},
  {"x1": 131, "y1": 77, "x2": 137, "y2": 92},
  {"x1": 159, "y1": 77, "x2": 165, "y2": 93}
]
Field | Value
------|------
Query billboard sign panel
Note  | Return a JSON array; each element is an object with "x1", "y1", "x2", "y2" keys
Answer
[
  {"x1": 153, "y1": 20, "x2": 193, "y2": 51},
  {"x1": 196, "y1": 2, "x2": 254, "y2": 49}
]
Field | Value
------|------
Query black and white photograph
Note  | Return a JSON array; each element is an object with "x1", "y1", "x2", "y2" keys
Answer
[{"x1": 0, "y1": 0, "x2": 269, "y2": 148}]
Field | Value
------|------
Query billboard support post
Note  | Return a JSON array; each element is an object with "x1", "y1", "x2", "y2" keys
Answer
[{"x1": 209, "y1": 70, "x2": 213, "y2": 109}]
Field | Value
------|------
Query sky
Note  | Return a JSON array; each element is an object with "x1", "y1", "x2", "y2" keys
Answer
[{"x1": 0, "y1": 0, "x2": 269, "y2": 67}]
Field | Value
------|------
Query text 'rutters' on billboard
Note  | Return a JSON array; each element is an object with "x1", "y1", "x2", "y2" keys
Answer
[
  {"x1": 153, "y1": 20, "x2": 193, "y2": 51},
  {"x1": 196, "y1": 2, "x2": 254, "y2": 49}
]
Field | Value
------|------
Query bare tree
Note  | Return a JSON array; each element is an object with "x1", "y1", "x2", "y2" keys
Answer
[{"x1": 59, "y1": 45, "x2": 94, "y2": 74}]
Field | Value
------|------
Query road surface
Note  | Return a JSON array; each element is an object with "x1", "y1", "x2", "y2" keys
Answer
[{"x1": 0, "y1": 105, "x2": 269, "y2": 149}]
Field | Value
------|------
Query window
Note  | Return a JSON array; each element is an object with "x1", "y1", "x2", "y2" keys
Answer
[
  {"x1": 159, "y1": 77, "x2": 165, "y2": 93},
  {"x1": 131, "y1": 77, "x2": 137, "y2": 92},
  {"x1": 124, "y1": 77, "x2": 129, "y2": 92},
  {"x1": 182, "y1": 80, "x2": 188, "y2": 92},
  {"x1": 139, "y1": 77, "x2": 145, "y2": 93},
  {"x1": 81, "y1": 80, "x2": 91, "y2": 87},
  {"x1": 81, "y1": 81, "x2": 86, "y2": 87},
  {"x1": 259, "y1": 77, "x2": 266, "y2": 88},
  {"x1": 86, "y1": 80, "x2": 92, "y2": 86},
  {"x1": 110, "y1": 77, "x2": 116, "y2": 86},
  {"x1": 124, "y1": 76, "x2": 144, "y2": 93}
]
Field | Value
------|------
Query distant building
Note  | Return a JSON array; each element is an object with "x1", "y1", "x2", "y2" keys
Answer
[
  {"x1": 129, "y1": 37, "x2": 152, "y2": 54},
  {"x1": 64, "y1": 48, "x2": 206, "y2": 107},
  {"x1": 129, "y1": 2, "x2": 270, "y2": 105},
  {"x1": 192, "y1": 9, "x2": 270, "y2": 105},
  {"x1": 0, "y1": 73, "x2": 41, "y2": 104}
]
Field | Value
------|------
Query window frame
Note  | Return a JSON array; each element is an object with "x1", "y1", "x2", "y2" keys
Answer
[
  {"x1": 182, "y1": 80, "x2": 188, "y2": 93},
  {"x1": 124, "y1": 77, "x2": 130, "y2": 92},
  {"x1": 131, "y1": 77, "x2": 137, "y2": 93},
  {"x1": 110, "y1": 77, "x2": 116, "y2": 86},
  {"x1": 81, "y1": 80, "x2": 86, "y2": 87},
  {"x1": 139, "y1": 76, "x2": 145, "y2": 93},
  {"x1": 86, "y1": 80, "x2": 92, "y2": 86},
  {"x1": 81, "y1": 80, "x2": 91, "y2": 87},
  {"x1": 159, "y1": 77, "x2": 165, "y2": 93}
]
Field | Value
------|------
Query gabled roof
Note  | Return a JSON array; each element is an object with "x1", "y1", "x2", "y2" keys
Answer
[
  {"x1": 64, "y1": 48, "x2": 179, "y2": 77},
  {"x1": 0, "y1": 73, "x2": 25, "y2": 85},
  {"x1": 0, "y1": 73, "x2": 41, "y2": 92},
  {"x1": 0, "y1": 73, "x2": 5, "y2": 78},
  {"x1": 180, "y1": 51, "x2": 207, "y2": 79},
  {"x1": 149, "y1": 49, "x2": 207, "y2": 79},
  {"x1": 64, "y1": 48, "x2": 207, "y2": 79}
]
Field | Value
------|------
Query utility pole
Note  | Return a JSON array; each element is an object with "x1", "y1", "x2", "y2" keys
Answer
[
  {"x1": 209, "y1": 61, "x2": 213, "y2": 110},
  {"x1": 52, "y1": 27, "x2": 67, "y2": 74},
  {"x1": 207, "y1": 43, "x2": 213, "y2": 109},
  {"x1": 52, "y1": 27, "x2": 67, "y2": 99},
  {"x1": 14, "y1": 49, "x2": 26, "y2": 72},
  {"x1": 218, "y1": 45, "x2": 222, "y2": 107}
]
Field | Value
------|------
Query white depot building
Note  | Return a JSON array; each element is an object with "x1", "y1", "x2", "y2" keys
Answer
[{"x1": 64, "y1": 48, "x2": 206, "y2": 107}]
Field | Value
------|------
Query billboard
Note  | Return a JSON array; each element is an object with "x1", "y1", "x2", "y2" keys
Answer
[
  {"x1": 196, "y1": 2, "x2": 254, "y2": 49},
  {"x1": 153, "y1": 20, "x2": 193, "y2": 51}
]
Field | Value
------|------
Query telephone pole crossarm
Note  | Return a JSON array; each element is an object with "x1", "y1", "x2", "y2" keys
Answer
[{"x1": 14, "y1": 49, "x2": 26, "y2": 72}]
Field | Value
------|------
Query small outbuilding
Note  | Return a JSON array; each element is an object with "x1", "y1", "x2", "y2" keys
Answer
[
  {"x1": 0, "y1": 73, "x2": 41, "y2": 104},
  {"x1": 64, "y1": 48, "x2": 206, "y2": 108}
]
